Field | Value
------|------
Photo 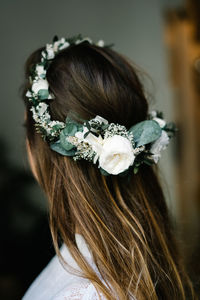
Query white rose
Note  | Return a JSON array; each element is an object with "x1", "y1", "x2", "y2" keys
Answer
[
  {"x1": 32, "y1": 79, "x2": 49, "y2": 94},
  {"x1": 150, "y1": 130, "x2": 169, "y2": 163},
  {"x1": 99, "y1": 135, "x2": 135, "y2": 175},
  {"x1": 153, "y1": 117, "x2": 166, "y2": 128}
]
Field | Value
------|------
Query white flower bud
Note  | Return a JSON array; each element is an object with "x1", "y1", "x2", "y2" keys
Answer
[{"x1": 97, "y1": 40, "x2": 105, "y2": 47}]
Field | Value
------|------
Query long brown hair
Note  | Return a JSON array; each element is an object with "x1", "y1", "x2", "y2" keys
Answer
[{"x1": 21, "y1": 40, "x2": 195, "y2": 299}]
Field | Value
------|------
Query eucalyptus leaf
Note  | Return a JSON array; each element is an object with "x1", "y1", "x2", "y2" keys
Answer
[
  {"x1": 50, "y1": 140, "x2": 76, "y2": 156},
  {"x1": 63, "y1": 123, "x2": 79, "y2": 137},
  {"x1": 40, "y1": 74, "x2": 46, "y2": 79},
  {"x1": 129, "y1": 120, "x2": 162, "y2": 147},
  {"x1": 38, "y1": 89, "x2": 49, "y2": 100},
  {"x1": 65, "y1": 116, "x2": 83, "y2": 132},
  {"x1": 60, "y1": 130, "x2": 75, "y2": 151},
  {"x1": 65, "y1": 116, "x2": 75, "y2": 124}
]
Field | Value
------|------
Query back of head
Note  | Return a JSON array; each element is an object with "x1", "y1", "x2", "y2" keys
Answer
[{"x1": 22, "y1": 38, "x2": 194, "y2": 299}]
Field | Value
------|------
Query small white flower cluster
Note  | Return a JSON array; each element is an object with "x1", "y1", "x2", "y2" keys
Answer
[
  {"x1": 104, "y1": 123, "x2": 134, "y2": 144},
  {"x1": 30, "y1": 102, "x2": 65, "y2": 137},
  {"x1": 25, "y1": 35, "x2": 105, "y2": 139},
  {"x1": 41, "y1": 37, "x2": 104, "y2": 61},
  {"x1": 70, "y1": 138, "x2": 96, "y2": 163},
  {"x1": 148, "y1": 110, "x2": 170, "y2": 163}
]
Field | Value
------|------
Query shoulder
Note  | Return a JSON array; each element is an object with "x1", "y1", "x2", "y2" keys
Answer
[{"x1": 52, "y1": 280, "x2": 106, "y2": 300}]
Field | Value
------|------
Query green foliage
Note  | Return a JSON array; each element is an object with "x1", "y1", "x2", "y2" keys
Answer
[
  {"x1": 129, "y1": 120, "x2": 162, "y2": 147},
  {"x1": 65, "y1": 34, "x2": 83, "y2": 44},
  {"x1": 100, "y1": 168, "x2": 110, "y2": 176},
  {"x1": 51, "y1": 123, "x2": 64, "y2": 131},
  {"x1": 163, "y1": 122, "x2": 177, "y2": 134},
  {"x1": 65, "y1": 116, "x2": 83, "y2": 130},
  {"x1": 50, "y1": 140, "x2": 76, "y2": 156},
  {"x1": 118, "y1": 168, "x2": 130, "y2": 177},
  {"x1": 58, "y1": 118, "x2": 84, "y2": 151},
  {"x1": 60, "y1": 130, "x2": 74, "y2": 151},
  {"x1": 133, "y1": 167, "x2": 139, "y2": 174},
  {"x1": 63, "y1": 123, "x2": 79, "y2": 136},
  {"x1": 37, "y1": 89, "x2": 49, "y2": 100}
]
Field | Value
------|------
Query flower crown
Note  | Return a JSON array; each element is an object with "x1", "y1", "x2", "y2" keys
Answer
[{"x1": 25, "y1": 35, "x2": 177, "y2": 176}]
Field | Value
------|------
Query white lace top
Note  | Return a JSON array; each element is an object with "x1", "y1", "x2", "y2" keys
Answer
[{"x1": 22, "y1": 234, "x2": 108, "y2": 300}]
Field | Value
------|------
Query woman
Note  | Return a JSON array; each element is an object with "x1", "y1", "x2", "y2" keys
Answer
[{"x1": 21, "y1": 35, "x2": 195, "y2": 299}]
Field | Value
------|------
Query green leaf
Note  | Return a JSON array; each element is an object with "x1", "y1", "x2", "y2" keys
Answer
[
  {"x1": 101, "y1": 124, "x2": 109, "y2": 130},
  {"x1": 129, "y1": 120, "x2": 162, "y2": 147},
  {"x1": 163, "y1": 122, "x2": 177, "y2": 133},
  {"x1": 52, "y1": 123, "x2": 64, "y2": 131},
  {"x1": 65, "y1": 116, "x2": 74, "y2": 124},
  {"x1": 157, "y1": 111, "x2": 163, "y2": 119},
  {"x1": 50, "y1": 140, "x2": 76, "y2": 156},
  {"x1": 85, "y1": 121, "x2": 91, "y2": 130},
  {"x1": 60, "y1": 130, "x2": 75, "y2": 151},
  {"x1": 40, "y1": 74, "x2": 46, "y2": 79},
  {"x1": 53, "y1": 35, "x2": 59, "y2": 42},
  {"x1": 65, "y1": 116, "x2": 83, "y2": 132},
  {"x1": 84, "y1": 131, "x2": 90, "y2": 138},
  {"x1": 105, "y1": 43, "x2": 115, "y2": 48},
  {"x1": 38, "y1": 89, "x2": 49, "y2": 100},
  {"x1": 118, "y1": 168, "x2": 130, "y2": 177},
  {"x1": 100, "y1": 168, "x2": 110, "y2": 176},
  {"x1": 63, "y1": 123, "x2": 79, "y2": 136},
  {"x1": 143, "y1": 158, "x2": 154, "y2": 166},
  {"x1": 133, "y1": 167, "x2": 139, "y2": 174}
]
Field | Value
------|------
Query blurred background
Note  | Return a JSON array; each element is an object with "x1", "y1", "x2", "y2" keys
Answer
[{"x1": 0, "y1": 0, "x2": 200, "y2": 299}]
